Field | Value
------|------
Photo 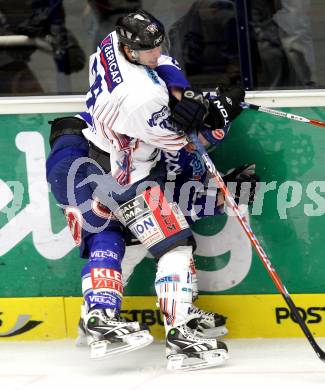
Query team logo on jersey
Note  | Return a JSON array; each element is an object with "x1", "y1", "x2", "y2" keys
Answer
[{"x1": 147, "y1": 105, "x2": 173, "y2": 130}]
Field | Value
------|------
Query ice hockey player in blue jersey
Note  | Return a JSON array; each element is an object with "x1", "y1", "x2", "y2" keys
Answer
[{"x1": 46, "y1": 9, "x2": 258, "y2": 371}]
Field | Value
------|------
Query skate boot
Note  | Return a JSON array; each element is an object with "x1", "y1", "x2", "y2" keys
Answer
[
  {"x1": 166, "y1": 324, "x2": 229, "y2": 371},
  {"x1": 186, "y1": 305, "x2": 228, "y2": 338},
  {"x1": 82, "y1": 308, "x2": 153, "y2": 359}
]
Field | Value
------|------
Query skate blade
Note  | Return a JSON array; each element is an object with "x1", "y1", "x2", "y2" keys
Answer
[
  {"x1": 167, "y1": 349, "x2": 229, "y2": 371},
  {"x1": 75, "y1": 334, "x2": 87, "y2": 347},
  {"x1": 90, "y1": 330, "x2": 154, "y2": 359},
  {"x1": 75, "y1": 328, "x2": 88, "y2": 347},
  {"x1": 200, "y1": 325, "x2": 229, "y2": 339}
]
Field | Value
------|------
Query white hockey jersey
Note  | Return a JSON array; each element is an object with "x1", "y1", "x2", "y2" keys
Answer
[{"x1": 82, "y1": 31, "x2": 188, "y2": 185}]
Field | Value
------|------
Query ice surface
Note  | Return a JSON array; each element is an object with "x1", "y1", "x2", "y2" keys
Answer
[{"x1": 1, "y1": 338, "x2": 325, "y2": 390}]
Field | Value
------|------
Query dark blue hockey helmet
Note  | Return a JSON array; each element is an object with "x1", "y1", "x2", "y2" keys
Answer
[{"x1": 116, "y1": 9, "x2": 165, "y2": 50}]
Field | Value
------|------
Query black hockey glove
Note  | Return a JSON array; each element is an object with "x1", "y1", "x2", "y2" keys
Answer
[
  {"x1": 223, "y1": 164, "x2": 259, "y2": 206},
  {"x1": 170, "y1": 89, "x2": 209, "y2": 134},
  {"x1": 206, "y1": 86, "x2": 245, "y2": 129}
]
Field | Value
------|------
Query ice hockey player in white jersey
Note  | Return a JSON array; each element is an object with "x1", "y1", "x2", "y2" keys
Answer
[
  {"x1": 82, "y1": 9, "x2": 231, "y2": 370},
  {"x1": 46, "y1": 9, "x2": 257, "y2": 371}
]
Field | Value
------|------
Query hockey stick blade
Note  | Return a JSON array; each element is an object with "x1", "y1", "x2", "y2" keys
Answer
[
  {"x1": 284, "y1": 294, "x2": 325, "y2": 361},
  {"x1": 241, "y1": 102, "x2": 325, "y2": 128},
  {"x1": 190, "y1": 131, "x2": 325, "y2": 362}
]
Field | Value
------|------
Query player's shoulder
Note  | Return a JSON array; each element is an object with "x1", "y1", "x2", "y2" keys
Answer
[
  {"x1": 122, "y1": 66, "x2": 168, "y2": 106},
  {"x1": 157, "y1": 54, "x2": 182, "y2": 70},
  {"x1": 128, "y1": 85, "x2": 168, "y2": 113}
]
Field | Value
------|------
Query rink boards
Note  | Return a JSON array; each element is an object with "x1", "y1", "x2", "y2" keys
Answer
[
  {"x1": 0, "y1": 294, "x2": 324, "y2": 340},
  {"x1": 1, "y1": 93, "x2": 325, "y2": 342}
]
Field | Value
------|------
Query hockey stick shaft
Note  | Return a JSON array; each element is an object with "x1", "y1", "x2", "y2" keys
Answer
[
  {"x1": 241, "y1": 102, "x2": 325, "y2": 128},
  {"x1": 190, "y1": 131, "x2": 325, "y2": 362}
]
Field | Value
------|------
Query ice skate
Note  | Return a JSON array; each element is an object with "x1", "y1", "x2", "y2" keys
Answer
[
  {"x1": 166, "y1": 324, "x2": 229, "y2": 371},
  {"x1": 81, "y1": 308, "x2": 153, "y2": 359},
  {"x1": 187, "y1": 305, "x2": 228, "y2": 338}
]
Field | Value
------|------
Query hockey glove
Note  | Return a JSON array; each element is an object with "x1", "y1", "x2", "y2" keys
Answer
[
  {"x1": 170, "y1": 88, "x2": 209, "y2": 134},
  {"x1": 223, "y1": 163, "x2": 259, "y2": 206},
  {"x1": 205, "y1": 86, "x2": 245, "y2": 129}
]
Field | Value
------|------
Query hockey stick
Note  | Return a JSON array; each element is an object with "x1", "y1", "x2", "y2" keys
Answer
[
  {"x1": 190, "y1": 131, "x2": 325, "y2": 362},
  {"x1": 241, "y1": 102, "x2": 325, "y2": 128}
]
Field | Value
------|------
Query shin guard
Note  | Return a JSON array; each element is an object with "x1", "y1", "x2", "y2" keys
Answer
[
  {"x1": 155, "y1": 246, "x2": 193, "y2": 333},
  {"x1": 81, "y1": 231, "x2": 125, "y2": 312}
]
